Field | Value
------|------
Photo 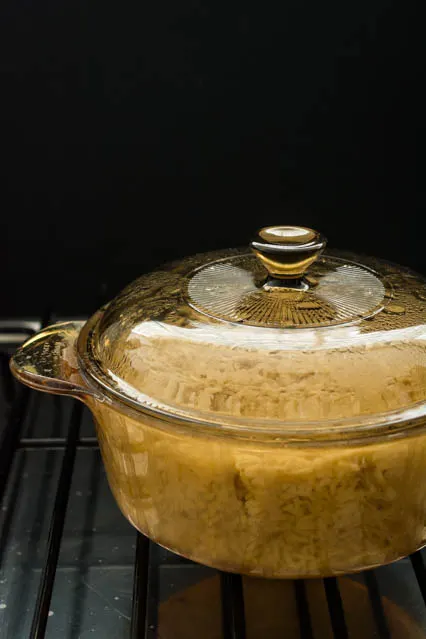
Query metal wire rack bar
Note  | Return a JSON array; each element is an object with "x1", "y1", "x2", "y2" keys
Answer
[
  {"x1": 130, "y1": 533, "x2": 150, "y2": 639},
  {"x1": 18, "y1": 436, "x2": 98, "y2": 449},
  {"x1": 29, "y1": 402, "x2": 84, "y2": 639},
  {"x1": 324, "y1": 578, "x2": 349, "y2": 638},
  {"x1": 294, "y1": 580, "x2": 314, "y2": 638},
  {"x1": 220, "y1": 572, "x2": 246, "y2": 639},
  {"x1": 364, "y1": 571, "x2": 391, "y2": 639},
  {"x1": 411, "y1": 551, "x2": 426, "y2": 605},
  {"x1": 0, "y1": 386, "x2": 32, "y2": 503},
  {"x1": 0, "y1": 318, "x2": 46, "y2": 503}
]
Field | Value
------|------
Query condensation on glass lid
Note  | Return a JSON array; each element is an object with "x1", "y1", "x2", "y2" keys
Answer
[
  {"x1": 127, "y1": 320, "x2": 426, "y2": 352},
  {"x1": 99, "y1": 319, "x2": 426, "y2": 426}
]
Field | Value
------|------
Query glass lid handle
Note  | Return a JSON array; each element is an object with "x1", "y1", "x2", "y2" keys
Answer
[{"x1": 250, "y1": 226, "x2": 327, "y2": 280}]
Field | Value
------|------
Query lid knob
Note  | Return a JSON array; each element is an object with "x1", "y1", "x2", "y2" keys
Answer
[{"x1": 250, "y1": 226, "x2": 327, "y2": 280}]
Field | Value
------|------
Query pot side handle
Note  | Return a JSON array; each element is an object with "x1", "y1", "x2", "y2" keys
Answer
[{"x1": 10, "y1": 321, "x2": 96, "y2": 400}]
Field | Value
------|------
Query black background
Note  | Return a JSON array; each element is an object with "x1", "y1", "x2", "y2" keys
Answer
[{"x1": 1, "y1": 0, "x2": 422, "y2": 317}]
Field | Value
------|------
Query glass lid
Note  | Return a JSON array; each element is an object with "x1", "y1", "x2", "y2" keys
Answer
[{"x1": 78, "y1": 226, "x2": 426, "y2": 437}]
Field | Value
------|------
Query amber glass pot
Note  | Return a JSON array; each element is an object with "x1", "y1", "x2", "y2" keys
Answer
[{"x1": 11, "y1": 226, "x2": 426, "y2": 578}]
